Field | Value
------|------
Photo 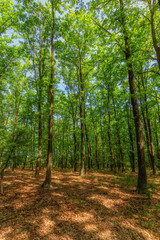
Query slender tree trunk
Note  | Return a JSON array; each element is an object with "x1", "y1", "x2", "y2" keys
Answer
[
  {"x1": 107, "y1": 119, "x2": 115, "y2": 172},
  {"x1": 22, "y1": 155, "x2": 27, "y2": 170},
  {"x1": 106, "y1": 91, "x2": 116, "y2": 172},
  {"x1": 0, "y1": 106, "x2": 19, "y2": 194},
  {"x1": 0, "y1": 151, "x2": 12, "y2": 195},
  {"x1": 155, "y1": 127, "x2": 160, "y2": 169},
  {"x1": 138, "y1": 74, "x2": 156, "y2": 175},
  {"x1": 70, "y1": 99, "x2": 78, "y2": 171},
  {"x1": 79, "y1": 62, "x2": 85, "y2": 176},
  {"x1": 35, "y1": 48, "x2": 42, "y2": 178},
  {"x1": 12, "y1": 151, "x2": 16, "y2": 171},
  {"x1": 61, "y1": 128, "x2": 64, "y2": 169},
  {"x1": 156, "y1": 92, "x2": 160, "y2": 123},
  {"x1": 148, "y1": 123, "x2": 157, "y2": 174},
  {"x1": 150, "y1": 6, "x2": 160, "y2": 69},
  {"x1": 0, "y1": 153, "x2": 4, "y2": 195},
  {"x1": 90, "y1": 107, "x2": 100, "y2": 170},
  {"x1": 112, "y1": 97, "x2": 125, "y2": 172},
  {"x1": 127, "y1": 106, "x2": 135, "y2": 172},
  {"x1": 95, "y1": 134, "x2": 99, "y2": 170},
  {"x1": 65, "y1": 131, "x2": 68, "y2": 168},
  {"x1": 42, "y1": 1, "x2": 54, "y2": 187},
  {"x1": 142, "y1": 77, "x2": 156, "y2": 175},
  {"x1": 100, "y1": 119, "x2": 106, "y2": 169},
  {"x1": 0, "y1": 153, "x2": 3, "y2": 171},
  {"x1": 119, "y1": 0, "x2": 147, "y2": 193},
  {"x1": 138, "y1": 79, "x2": 152, "y2": 168},
  {"x1": 84, "y1": 107, "x2": 91, "y2": 170},
  {"x1": 30, "y1": 158, "x2": 33, "y2": 171},
  {"x1": 0, "y1": 171, "x2": 4, "y2": 195},
  {"x1": 73, "y1": 117, "x2": 78, "y2": 171},
  {"x1": 155, "y1": 94, "x2": 160, "y2": 169},
  {"x1": 90, "y1": 146, "x2": 93, "y2": 169}
]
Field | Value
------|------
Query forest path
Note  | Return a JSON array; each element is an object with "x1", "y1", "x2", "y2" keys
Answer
[{"x1": 0, "y1": 169, "x2": 160, "y2": 240}]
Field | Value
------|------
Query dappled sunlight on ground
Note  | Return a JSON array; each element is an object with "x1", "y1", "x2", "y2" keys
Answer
[
  {"x1": 87, "y1": 194, "x2": 124, "y2": 210},
  {"x1": 97, "y1": 229, "x2": 113, "y2": 240},
  {"x1": 38, "y1": 216, "x2": 55, "y2": 236},
  {"x1": 57, "y1": 212, "x2": 94, "y2": 224},
  {"x1": 120, "y1": 220, "x2": 155, "y2": 240},
  {"x1": 0, "y1": 227, "x2": 13, "y2": 240},
  {"x1": 84, "y1": 223, "x2": 98, "y2": 232},
  {"x1": 0, "y1": 169, "x2": 160, "y2": 240}
]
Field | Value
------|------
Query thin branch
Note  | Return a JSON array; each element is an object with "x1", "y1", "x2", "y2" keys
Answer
[
  {"x1": 137, "y1": 69, "x2": 160, "y2": 76},
  {"x1": 91, "y1": 18, "x2": 125, "y2": 53}
]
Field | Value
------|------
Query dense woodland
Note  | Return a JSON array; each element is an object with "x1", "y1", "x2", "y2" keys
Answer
[{"x1": 0, "y1": 0, "x2": 160, "y2": 195}]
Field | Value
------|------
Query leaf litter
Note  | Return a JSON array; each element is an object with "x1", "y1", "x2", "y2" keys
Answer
[{"x1": 0, "y1": 169, "x2": 160, "y2": 240}]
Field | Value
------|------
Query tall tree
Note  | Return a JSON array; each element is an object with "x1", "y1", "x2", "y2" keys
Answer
[{"x1": 42, "y1": 0, "x2": 55, "y2": 187}]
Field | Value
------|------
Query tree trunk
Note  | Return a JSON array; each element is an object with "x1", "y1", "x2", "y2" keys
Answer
[
  {"x1": 42, "y1": 1, "x2": 54, "y2": 187},
  {"x1": 90, "y1": 106, "x2": 100, "y2": 170},
  {"x1": 106, "y1": 90, "x2": 116, "y2": 173},
  {"x1": 100, "y1": 119, "x2": 106, "y2": 169},
  {"x1": 138, "y1": 79, "x2": 152, "y2": 168},
  {"x1": 154, "y1": 120, "x2": 160, "y2": 169},
  {"x1": 142, "y1": 77, "x2": 156, "y2": 175},
  {"x1": 84, "y1": 107, "x2": 91, "y2": 170},
  {"x1": 119, "y1": 0, "x2": 147, "y2": 193},
  {"x1": 79, "y1": 62, "x2": 85, "y2": 176},
  {"x1": 0, "y1": 153, "x2": 4, "y2": 195},
  {"x1": 12, "y1": 151, "x2": 16, "y2": 171},
  {"x1": 95, "y1": 134, "x2": 99, "y2": 170},
  {"x1": 112, "y1": 97, "x2": 125, "y2": 172},
  {"x1": 65, "y1": 132, "x2": 68, "y2": 168},
  {"x1": 127, "y1": 105, "x2": 135, "y2": 172},
  {"x1": 22, "y1": 155, "x2": 27, "y2": 170},
  {"x1": 35, "y1": 47, "x2": 42, "y2": 178},
  {"x1": 0, "y1": 151, "x2": 12, "y2": 195},
  {"x1": 73, "y1": 117, "x2": 78, "y2": 171},
  {"x1": 0, "y1": 171, "x2": 4, "y2": 195},
  {"x1": 150, "y1": 6, "x2": 160, "y2": 69}
]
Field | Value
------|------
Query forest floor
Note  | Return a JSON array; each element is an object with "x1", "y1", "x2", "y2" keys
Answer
[{"x1": 0, "y1": 169, "x2": 160, "y2": 240}]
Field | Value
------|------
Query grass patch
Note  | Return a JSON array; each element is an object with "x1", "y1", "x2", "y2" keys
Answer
[
  {"x1": 144, "y1": 183, "x2": 157, "y2": 197},
  {"x1": 52, "y1": 183, "x2": 60, "y2": 188},
  {"x1": 111, "y1": 174, "x2": 137, "y2": 188}
]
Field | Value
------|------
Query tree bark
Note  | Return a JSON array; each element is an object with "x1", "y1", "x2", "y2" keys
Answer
[
  {"x1": 106, "y1": 89, "x2": 116, "y2": 172},
  {"x1": 79, "y1": 61, "x2": 85, "y2": 176},
  {"x1": 127, "y1": 105, "x2": 135, "y2": 172},
  {"x1": 138, "y1": 79, "x2": 152, "y2": 168},
  {"x1": 22, "y1": 155, "x2": 27, "y2": 170},
  {"x1": 119, "y1": 0, "x2": 147, "y2": 193},
  {"x1": 100, "y1": 118, "x2": 106, "y2": 169},
  {"x1": 149, "y1": 4, "x2": 160, "y2": 69},
  {"x1": 35, "y1": 46, "x2": 42, "y2": 178},
  {"x1": 84, "y1": 106, "x2": 91, "y2": 170},
  {"x1": 141, "y1": 76, "x2": 156, "y2": 174},
  {"x1": 112, "y1": 97, "x2": 125, "y2": 172},
  {"x1": 90, "y1": 106, "x2": 100, "y2": 170},
  {"x1": 73, "y1": 117, "x2": 78, "y2": 171},
  {"x1": 42, "y1": 1, "x2": 54, "y2": 187},
  {"x1": 0, "y1": 150, "x2": 13, "y2": 195}
]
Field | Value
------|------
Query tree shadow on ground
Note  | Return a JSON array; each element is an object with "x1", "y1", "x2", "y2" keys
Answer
[{"x1": 0, "y1": 169, "x2": 159, "y2": 240}]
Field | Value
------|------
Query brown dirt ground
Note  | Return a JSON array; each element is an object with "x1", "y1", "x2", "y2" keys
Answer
[{"x1": 0, "y1": 169, "x2": 160, "y2": 240}]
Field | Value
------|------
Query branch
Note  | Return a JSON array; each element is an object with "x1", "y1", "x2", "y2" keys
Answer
[
  {"x1": 150, "y1": 93, "x2": 160, "y2": 100},
  {"x1": 90, "y1": 0, "x2": 112, "y2": 10},
  {"x1": 140, "y1": 12, "x2": 151, "y2": 22},
  {"x1": 91, "y1": 18, "x2": 125, "y2": 53},
  {"x1": 137, "y1": 69, "x2": 160, "y2": 76}
]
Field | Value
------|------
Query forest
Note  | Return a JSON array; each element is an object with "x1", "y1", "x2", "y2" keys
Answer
[{"x1": 0, "y1": 0, "x2": 160, "y2": 239}]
